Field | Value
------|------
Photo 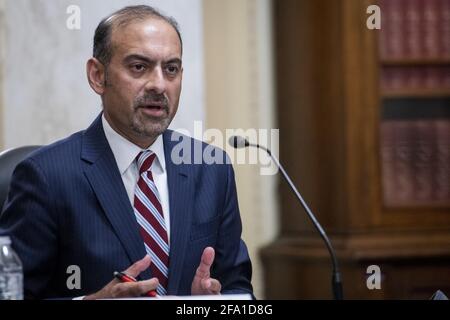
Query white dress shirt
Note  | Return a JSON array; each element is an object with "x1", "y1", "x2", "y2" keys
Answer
[{"x1": 101, "y1": 115, "x2": 171, "y2": 238}]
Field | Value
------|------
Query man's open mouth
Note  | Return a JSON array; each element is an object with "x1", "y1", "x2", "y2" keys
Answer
[
  {"x1": 139, "y1": 104, "x2": 167, "y2": 117},
  {"x1": 142, "y1": 104, "x2": 163, "y2": 110}
]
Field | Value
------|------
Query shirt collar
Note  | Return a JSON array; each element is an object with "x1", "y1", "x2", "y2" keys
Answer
[{"x1": 102, "y1": 114, "x2": 166, "y2": 175}]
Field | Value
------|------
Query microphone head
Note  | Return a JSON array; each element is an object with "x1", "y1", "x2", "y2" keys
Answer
[{"x1": 229, "y1": 136, "x2": 249, "y2": 149}]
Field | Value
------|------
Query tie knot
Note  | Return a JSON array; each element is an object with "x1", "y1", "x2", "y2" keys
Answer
[{"x1": 137, "y1": 151, "x2": 156, "y2": 174}]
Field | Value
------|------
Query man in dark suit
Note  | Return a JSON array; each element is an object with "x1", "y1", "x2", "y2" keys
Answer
[{"x1": 0, "y1": 5, "x2": 253, "y2": 299}]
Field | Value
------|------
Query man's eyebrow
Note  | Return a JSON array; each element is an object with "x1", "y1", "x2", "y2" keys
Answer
[
  {"x1": 123, "y1": 54, "x2": 182, "y2": 66},
  {"x1": 123, "y1": 54, "x2": 153, "y2": 64},
  {"x1": 166, "y1": 58, "x2": 182, "y2": 66}
]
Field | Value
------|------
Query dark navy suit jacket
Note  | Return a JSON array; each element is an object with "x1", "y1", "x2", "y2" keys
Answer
[{"x1": 0, "y1": 114, "x2": 253, "y2": 299}]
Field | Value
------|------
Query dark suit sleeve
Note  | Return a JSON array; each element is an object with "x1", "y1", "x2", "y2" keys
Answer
[
  {"x1": 213, "y1": 161, "x2": 254, "y2": 296},
  {"x1": 0, "y1": 158, "x2": 58, "y2": 299}
]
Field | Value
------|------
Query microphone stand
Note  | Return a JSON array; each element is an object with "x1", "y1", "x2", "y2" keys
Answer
[{"x1": 250, "y1": 142, "x2": 344, "y2": 300}]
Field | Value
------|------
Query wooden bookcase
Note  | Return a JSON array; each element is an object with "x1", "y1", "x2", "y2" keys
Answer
[{"x1": 261, "y1": 0, "x2": 450, "y2": 299}]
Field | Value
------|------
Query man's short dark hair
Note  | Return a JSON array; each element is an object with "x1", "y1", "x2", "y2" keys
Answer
[{"x1": 93, "y1": 5, "x2": 183, "y2": 66}]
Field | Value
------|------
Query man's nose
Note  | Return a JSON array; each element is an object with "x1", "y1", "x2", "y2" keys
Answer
[{"x1": 144, "y1": 66, "x2": 166, "y2": 94}]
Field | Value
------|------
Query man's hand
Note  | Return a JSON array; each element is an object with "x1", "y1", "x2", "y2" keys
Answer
[
  {"x1": 191, "y1": 247, "x2": 222, "y2": 295},
  {"x1": 84, "y1": 255, "x2": 159, "y2": 300}
]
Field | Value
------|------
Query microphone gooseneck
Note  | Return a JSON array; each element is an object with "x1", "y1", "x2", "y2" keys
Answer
[{"x1": 229, "y1": 136, "x2": 344, "y2": 300}]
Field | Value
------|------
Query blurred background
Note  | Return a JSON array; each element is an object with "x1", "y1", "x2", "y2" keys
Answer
[{"x1": 0, "y1": 0, "x2": 449, "y2": 299}]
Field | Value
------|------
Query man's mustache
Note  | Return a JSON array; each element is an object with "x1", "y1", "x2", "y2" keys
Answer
[{"x1": 134, "y1": 94, "x2": 169, "y2": 108}]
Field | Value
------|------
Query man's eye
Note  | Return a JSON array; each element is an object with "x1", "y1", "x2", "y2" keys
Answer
[
  {"x1": 165, "y1": 65, "x2": 179, "y2": 75},
  {"x1": 131, "y1": 64, "x2": 146, "y2": 72}
]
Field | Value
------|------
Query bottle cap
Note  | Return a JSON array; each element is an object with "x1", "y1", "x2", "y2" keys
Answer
[{"x1": 0, "y1": 236, "x2": 12, "y2": 245}]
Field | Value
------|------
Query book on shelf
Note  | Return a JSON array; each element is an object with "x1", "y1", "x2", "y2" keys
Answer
[
  {"x1": 379, "y1": 0, "x2": 450, "y2": 61},
  {"x1": 381, "y1": 119, "x2": 450, "y2": 207},
  {"x1": 381, "y1": 66, "x2": 450, "y2": 94}
]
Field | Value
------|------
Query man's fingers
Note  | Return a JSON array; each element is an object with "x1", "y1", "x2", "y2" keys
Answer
[
  {"x1": 124, "y1": 255, "x2": 152, "y2": 278},
  {"x1": 138, "y1": 277, "x2": 159, "y2": 293},
  {"x1": 201, "y1": 278, "x2": 221, "y2": 294},
  {"x1": 191, "y1": 247, "x2": 221, "y2": 296},
  {"x1": 111, "y1": 277, "x2": 159, "y2": 298},
  {"x1": 84, "y1": 259, "x2": 156, "y2": 300},
  {"x1": 196, "y1": 247, "x2": 215, "y2": 279}
]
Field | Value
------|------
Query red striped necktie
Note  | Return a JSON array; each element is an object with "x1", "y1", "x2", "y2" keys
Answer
[{"x1": 133, "y1": 151, "x2": 169, "y2": 295}]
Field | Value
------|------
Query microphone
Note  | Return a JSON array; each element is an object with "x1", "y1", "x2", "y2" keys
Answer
[
  {"x1": 229, "y1": 136, "x2": 344, "y2": 300},
  {"x1": 229, "y1": 136, "x2": 250, "y2": 149}
]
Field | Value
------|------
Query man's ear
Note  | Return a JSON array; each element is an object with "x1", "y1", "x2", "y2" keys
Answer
[{"x1": 86, "y1": 58, "x2": 107, "y2": 95}]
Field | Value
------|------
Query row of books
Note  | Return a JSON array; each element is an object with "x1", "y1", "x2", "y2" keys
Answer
[
  {"x1": 378, "y1": 0, "x2": 450, "y2": 60},
  {"x1": 381, "y1": 119, "x2": 450, "y2": 207},
  {"x1": 381, "y1": 66, "x2": 450, "y2": 91}
]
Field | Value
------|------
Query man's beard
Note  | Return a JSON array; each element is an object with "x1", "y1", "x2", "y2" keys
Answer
[{"x1": 130, "y1": 92, "x2": 173, "y2": 138}]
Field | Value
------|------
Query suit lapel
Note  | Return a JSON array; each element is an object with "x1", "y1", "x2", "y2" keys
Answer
[
  {"x1": 163, "y1": 130, "x2": 194, "y2": 295},
  {"x1": 81, "y1": 115, "x2": 151, "y2": 280}
]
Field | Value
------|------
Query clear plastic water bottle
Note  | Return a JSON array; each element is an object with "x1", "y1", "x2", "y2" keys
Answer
[{"x1": 0, "y1": 236, "x2": 23, "y2": 300}]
